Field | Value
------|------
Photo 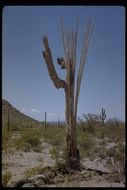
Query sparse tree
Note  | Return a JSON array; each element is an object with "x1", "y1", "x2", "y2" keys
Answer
[{"x1": 42, "y1": 19, "x2": 93, "y2": 169}]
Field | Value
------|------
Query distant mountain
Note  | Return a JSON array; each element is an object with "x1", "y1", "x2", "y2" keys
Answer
[{"x1": 2, "y1": 99, "x2": 41, "y2": 128}]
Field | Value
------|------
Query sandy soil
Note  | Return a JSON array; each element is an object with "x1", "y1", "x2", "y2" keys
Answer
[{"x1": 2, "y1": 138, "x2": 125, "y2": 187}]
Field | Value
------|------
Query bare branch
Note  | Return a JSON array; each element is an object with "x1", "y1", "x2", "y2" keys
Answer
[{"x1": 42, "y1": 36, "x2": 66, "y2": 89}]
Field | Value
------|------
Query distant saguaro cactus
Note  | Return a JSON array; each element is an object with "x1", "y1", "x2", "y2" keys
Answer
[
  {"x1": 100, "y1": 108, "x2": 106, "y2": 138},
  {"x1": 7, "y1": 108, "x2": 10, "y2": 135},
  {"x1": 42, "y1": 19, "x2": 93, "y2": 169},
  {"x1": 44, "y1": 112, "x2": 47, "y2": 130},
  {"x1": 57, "y1": 118, "x2": 60, "y2": 128}
]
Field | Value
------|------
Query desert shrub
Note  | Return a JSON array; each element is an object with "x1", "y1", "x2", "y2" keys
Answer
[
  {"x1": 49, "y1": 128, "x2": 67, "y2": 166},
  {"x1": 2, "y1": 126, "x2": 15, "y2": 153},
  {"x1": 2, "y1": 126, "x2": 9, "y2": 139},
  {"x1": 99, "y1": 142, "x2": 125, "y2": 176},
  {"x1": 20, "y1": 142, "x2": 32, "y2": 152},
  {"x1": 78, "y1": 114, "x2": 102, "y2": 138},
  {"x1": 42, "y1": 125, "x2": 65, "y2": 146},
  {"x1": 106, "y1": 142, "x2": 125, "y2": 174},
  {"x1": 77, "y1": 132, "x2": 97, "y2": 160},
  {"x1": 49, "y1": 144, "x2": 67, "y2": 164},
  {"x1": 32, "y1": 146, "x2": 42, "y2": 153},
  {"x1": 78, "y1": 115, "x2": 125, "y2": 142},
  {"x1": 10, "y1": 123, "x2": 20, "y2": 131},
  {"x1": 104, "y1": 118, "x2": 125, "y2": 142},
  {"x1": 2, "y1": 127, "x2": 9, "y2": 150},
  {"x1": 50, "y1": 147, "x2": 60, "y2": 162},
  {"x1": 2, "y1": 171, "x2": 12, "y2": 187},
  {"x1": 13, "y1": 128, "x2": 42, "y2": 151}
]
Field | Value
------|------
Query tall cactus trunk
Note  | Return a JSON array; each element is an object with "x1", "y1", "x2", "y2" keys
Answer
[
  {"x1": 64, "y1": 69, "x2": 79, "y2": 168},
  {"x1": 42, "y1": 20, "x2": 92, "y2": 170},
  {"x1": 100, "y1": 108, "x2": 106, "y2": 139}
]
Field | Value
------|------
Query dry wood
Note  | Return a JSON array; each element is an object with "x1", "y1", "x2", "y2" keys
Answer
[
  {"x1": 62, "y1": 22, "x2": 79, "y2": 167},
  {"x1": 43, "y1": 36, "x2": 66, "y2": 89},
  {"x1": 74, "y1": 19, "x2": 93, "y2": 125},
  {"x1": 42, "y1": 20, "x2": 92, "y2": 169}
]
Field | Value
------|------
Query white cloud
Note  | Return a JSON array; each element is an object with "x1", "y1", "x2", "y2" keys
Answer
[
  {"x1": 47, "y1": 113, "x2": 55, "y2": 117},
  {"x1": 21, "y1": 108, "x2": 41, "y2": 114},
  {"x1": 30, "y1": 109, "x2": 41, "y2": 113},
  {"x1": 31, "y1": 109, "x2": 37, "y2": 112},
  {"x1": 20, "y1": 108, "x2": 27, "y2": 113}
]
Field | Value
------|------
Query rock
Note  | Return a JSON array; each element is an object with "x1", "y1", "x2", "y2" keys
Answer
[
  {"x1": 53, "y1": 176, "x2": 64, "y2": 184},
  {"x1": 47, "y1": 184, "x2": 57, "y2": 187},
  {"x1": 7, "y1": 176, "x2": 28, "y2": 187},
  {"x1": 22, "y1": 183, "x2": 35, "y2": 187},
  {"x1": 29, "y1": 175, "x2": 46, "y2": 187}
]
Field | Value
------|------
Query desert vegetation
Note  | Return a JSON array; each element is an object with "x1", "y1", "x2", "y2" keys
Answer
[{"x1": 2, "y1": 102, "x2": 125, "y2": 187}]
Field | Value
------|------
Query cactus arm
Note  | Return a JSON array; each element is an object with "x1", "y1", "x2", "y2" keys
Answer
[
  {"x1": 42, "y1": 36, "x2": 67, "y2": 90},
  {"x1": 100, "y1": 108, "x2": 106, "y2": 126}
]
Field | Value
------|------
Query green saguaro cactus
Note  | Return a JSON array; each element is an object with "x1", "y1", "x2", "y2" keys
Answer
[
  {"x1": 44, "y1": 112, "x2": 47, "y2": 130},
  {"x1": 100, "y1": 108, "x2": 106, "y2": 139}
]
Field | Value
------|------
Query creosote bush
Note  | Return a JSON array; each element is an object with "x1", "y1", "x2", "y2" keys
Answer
[
  {"x1": 99, "y1": 142, "x2": 125, "y2": 177},
  {"x1": 104, "y1": 118, "x2": 125, "y2": 142},
  {"x1": 77, "y1": 132, "x2": 97, "y2": 160},
  {"x1": 78, "y1": 114, "x2": 102, "y2": 138},
  {"x1": 13, "y1": 128, "x2": 42, "y2": 151},
  {"x1": 50, "y1": 145, "x2": 67, "y2": 165},
  {"x1": 41, "y1": 125, "x2": 65, "y2": 146}
]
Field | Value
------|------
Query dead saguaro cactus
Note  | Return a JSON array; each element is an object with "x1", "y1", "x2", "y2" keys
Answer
[{"x1": 42, "y1": 19, "x2": 93, "y2": 169}]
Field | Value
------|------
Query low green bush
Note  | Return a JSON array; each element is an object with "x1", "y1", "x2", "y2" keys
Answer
[
  {"x1": 41, "y1": 125, "x2": 65, "y2": 146},
  {"x1": 104, "y1": 119, "x2": 125, "y2": 143},
  {"x1": 2, "y1": 171, "x2": 12, "y2": 187},
  {"x1": 77, "y1": 132, "x2": 97, "y2": 160},
  {"x1": 99, "y1": 142, "x2": 125, "y2": 175},
  {"x1": 13, "y1": 128, "x2": 42, "y2": 151}
]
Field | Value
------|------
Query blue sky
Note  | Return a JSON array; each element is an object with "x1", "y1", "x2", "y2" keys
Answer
[{"x1": 2, "y1": 6, "x2": 125, "y2": 122}]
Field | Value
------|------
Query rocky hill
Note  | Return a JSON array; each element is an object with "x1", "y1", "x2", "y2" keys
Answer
[{"x1": 2, "y1": 99, "x2": 41, "y2": 128}]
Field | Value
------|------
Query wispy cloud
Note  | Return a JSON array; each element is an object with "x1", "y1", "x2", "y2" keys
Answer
[
  {"x1": 20, "y1": 108, "x2": 41, "y2": 114},
  {"x1": 30, "y1": 109, "x2": 41, "y2": 113},
  {"x1": 47, "y1": 113, "x2": 55, "y2": 117},
  {"x1": 20, "y1": 108, "x2": 27, "y2": 113}
]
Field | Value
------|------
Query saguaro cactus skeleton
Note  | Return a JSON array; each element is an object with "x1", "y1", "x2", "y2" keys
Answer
[{"x1": 42, "y1": 20, "x2": 93, "y2": 169}]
